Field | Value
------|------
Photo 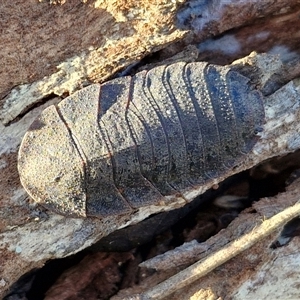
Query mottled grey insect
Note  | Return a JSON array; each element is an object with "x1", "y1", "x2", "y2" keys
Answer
[{"x1": 18, "y1": 61, "x2": 265, "y2": 218}]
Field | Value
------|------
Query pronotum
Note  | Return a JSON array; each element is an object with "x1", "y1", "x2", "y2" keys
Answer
[{"x1": 18, "y1": 61, "x2": 264, "y2": 218}]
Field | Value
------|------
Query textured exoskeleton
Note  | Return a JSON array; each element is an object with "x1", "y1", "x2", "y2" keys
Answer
[{"x1": 18, "y1": 62, "x2": 265, "y2": 217}]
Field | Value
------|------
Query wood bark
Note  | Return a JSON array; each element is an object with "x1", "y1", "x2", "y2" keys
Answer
[{"x1": 1, "y1": 0, "x2": 300, "y2": 298}]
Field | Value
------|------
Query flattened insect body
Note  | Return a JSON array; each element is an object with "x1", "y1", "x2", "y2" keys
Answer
[{"x1": 18, "y1": 61, "x2": 265, "y2": 218}]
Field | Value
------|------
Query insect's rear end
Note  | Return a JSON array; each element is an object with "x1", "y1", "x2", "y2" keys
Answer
[{"x1": 18, "y1": 62, "x2": 264, "y2": 218}]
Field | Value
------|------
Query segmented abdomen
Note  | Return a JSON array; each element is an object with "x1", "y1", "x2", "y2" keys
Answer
[{"x1": 18, "y1": 61, "x2": 264, "y2": 218}]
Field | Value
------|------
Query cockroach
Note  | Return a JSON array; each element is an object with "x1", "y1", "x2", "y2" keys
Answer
[{"x1": 18, "y1": 62, "x2": 264, "y2": 217}]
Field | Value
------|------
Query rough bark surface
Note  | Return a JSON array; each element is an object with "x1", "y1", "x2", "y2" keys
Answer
[
  {"x1": 1, "y1": 0, "x2": 300, "y2": 298},
  {"x1": 113, "y1": 178, "x2": 300, "y2": 299}
]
